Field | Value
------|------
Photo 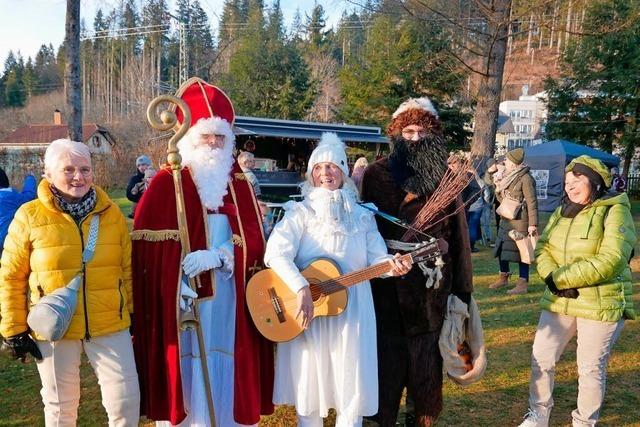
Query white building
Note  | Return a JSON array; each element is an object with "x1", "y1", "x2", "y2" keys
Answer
[{"x1": 498, "y1": 85, "x2": 547, "y2": 152}]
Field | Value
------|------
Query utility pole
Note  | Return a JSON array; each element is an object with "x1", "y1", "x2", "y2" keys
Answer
[
  {"x1": 179, "y1": 22, "x2": 188, "y2": 84},
  {"x1": 167, "y1": 12, "x2": 189, "y2": 85}
]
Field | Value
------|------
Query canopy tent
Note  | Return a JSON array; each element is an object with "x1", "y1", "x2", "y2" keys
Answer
[
  {"x1": 234, "y1": 116, "x2": 388, "y2": 144},
  {"x1": 524, "y1": 139, "x2": 619, "y2": 212}
]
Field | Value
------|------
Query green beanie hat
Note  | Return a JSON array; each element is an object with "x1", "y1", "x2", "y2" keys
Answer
[
  {"x1": 506, "y1": 148, "x2": 524, "y2": 165},
  {"x1": 565, "y1": 155, "x2": 612, "y2": 188}
]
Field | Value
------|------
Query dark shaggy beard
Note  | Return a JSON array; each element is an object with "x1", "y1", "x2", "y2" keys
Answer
[{"x1": 388, "y1": 134, "x2": 449, "y2": 197}]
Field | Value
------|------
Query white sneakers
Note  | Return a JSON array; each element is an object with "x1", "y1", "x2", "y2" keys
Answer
[{"x1": 517, "y1": 408, "x2": 548, "y2": 427}]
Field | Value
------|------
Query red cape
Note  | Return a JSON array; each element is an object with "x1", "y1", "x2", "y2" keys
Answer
[{"x1": 132, "y1": 162, "x2": 274, "y2": 425}]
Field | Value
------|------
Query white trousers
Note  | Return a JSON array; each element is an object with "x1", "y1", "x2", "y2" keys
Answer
[
  {"x1": 297, "y1": 411, "x2": 362, "y2": 427},
  {"x1": 35, "y1": 329, "x2": 140, "y2": 427},
  {"x1": 528, "y1": 311, "x2": 624, "y2": 426}
]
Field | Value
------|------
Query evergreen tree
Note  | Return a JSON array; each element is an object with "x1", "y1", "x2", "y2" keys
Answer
[
  {"x1": 290, "y1": 7, "x2": 304, "y2": 42},
  {"x1": 92, "y1": 8, "x2": 109, "y2": 55},
  {"x1": 215, "y1": 0, "x2": 245, "y2": 78},
  {"x1": 305, "y1": 4, "x2": 327, "y2": 50},
  {"x1": 266, "y1": 0, "x2": 284, "y2": 39},
  {"x1": 121, "y1": 0, "x2": 141, "y2": 55},
  {"x1": 238, "y1": 0, "x2": 250, "y2": 21},
  {"x1": 22, "y1": 57, "x2": 37, "y2": 98},
  {"x1": 177, "y1": 0, "x2": 193, "y2": 26},
  {"x1": 141, "y1": 0, "x2": 170, "y2": 88},
  {"x1": 334, "y1": 10, "x2": 365, "y2": 66},
  {"x1": 34, "y1": 44, "x2": 62, "y2": 91},
  {"x1": 4, "y1": 51, "x2": 26, "y2": 107},
  {"x1": 190, "y1": 0, "x2": 214, "y2": 78},
  {"x1": 545, "y1": 0, "x2": 640, "y2": 174},
  {"x1": 337, "y1": 14, "x2": 469, "y2": 146},
  {"x1": 221, "y1": 0, "x2": 314, "y2": 119},
  {"x1": 3, "y1": 51, "x2": 17, "y2": 74},
  {"x1": 218, "y1": 0, "x2": 244, "y2": 46}
]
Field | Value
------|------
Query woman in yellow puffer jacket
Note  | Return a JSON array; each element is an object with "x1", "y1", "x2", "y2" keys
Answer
[{"x1": 0, "y1": 139, "x2": 140, "y2": 426}]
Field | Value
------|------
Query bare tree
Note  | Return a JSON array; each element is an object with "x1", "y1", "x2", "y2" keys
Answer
[
  {"x1": 394, "y1": 0, "x2": 513, "y2": 158},
  {"x1": 467, "y1": 0, "x2": 512, "y2": 158},
  {"x1": 65, "y1": 0, "x2": 83, "y2": 141}
]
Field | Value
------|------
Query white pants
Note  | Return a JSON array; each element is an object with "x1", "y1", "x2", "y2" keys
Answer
[
  {"x1": 528, "y1": 311, "x2": 624, "y2": 426},
  {"x1": 298, "y1": 411, "x2": 362, "y2": 427},
  {"x1": 35, "y1": 329, "x2": 140, "y2": 427}
]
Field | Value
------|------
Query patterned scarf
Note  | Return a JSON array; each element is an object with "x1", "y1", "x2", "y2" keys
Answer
[
  {"x1": 50, "y1": 185, "x2": 97, "y2": 222},
  {"x1": 495, "y1": 164, "x2": 529, "y2": 194},
  {"x1": 305, "y1": 186, "x2": 359, "y2": 236}
]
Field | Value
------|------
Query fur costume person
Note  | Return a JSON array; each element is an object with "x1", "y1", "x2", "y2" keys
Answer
[{"x1": 361, "y1": 97, "x2": 474, "y2": 426}]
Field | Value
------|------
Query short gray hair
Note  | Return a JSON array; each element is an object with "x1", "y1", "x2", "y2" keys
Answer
[
  {"x1": 44, "y1": 139, "x2": 92, "y2": 172},
  {"x1": 238, "y1": 151, "x2": 255, "y2": 164}
]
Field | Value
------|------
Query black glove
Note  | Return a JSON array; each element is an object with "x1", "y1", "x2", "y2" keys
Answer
[
  {"x1": 1, "y1": 331, "x2": 43, "y2": 362},
  {"x1": 545, "y1": 274, "x2": 579, "y2": 299}
]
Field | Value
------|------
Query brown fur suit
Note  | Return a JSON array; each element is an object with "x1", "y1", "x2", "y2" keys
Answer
[{"x1": 361, "y1": 100, "x2": 473, "y2": 427}]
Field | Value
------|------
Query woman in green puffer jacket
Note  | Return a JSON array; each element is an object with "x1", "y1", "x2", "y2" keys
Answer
[{"x1": 517, "y1": 155, "x2": 636, "y2": 427}]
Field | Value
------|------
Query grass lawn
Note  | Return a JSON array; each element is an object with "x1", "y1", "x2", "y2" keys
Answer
[{"x1": 1, "y1": 195, "x2": 638, "y2": 426}]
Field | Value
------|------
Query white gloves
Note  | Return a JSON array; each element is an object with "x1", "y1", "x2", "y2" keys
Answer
[
  {"x1": 179, "y1": 277, "x2": 199, "y2": 312},
  {"x1": 182, "y1": 249, "x2": 222, "y2": 278}
]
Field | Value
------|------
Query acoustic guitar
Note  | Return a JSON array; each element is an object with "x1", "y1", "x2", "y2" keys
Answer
[{"x1": 246, "y1": 239, "x2": 448, "y2": 342}]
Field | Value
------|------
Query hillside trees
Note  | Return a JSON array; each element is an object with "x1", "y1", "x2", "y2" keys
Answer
[
  {"x1": 2, "y1": 51, "x2": 26, "y2": 107},
  {"x1": 219, "y1": 0, "x2": 315, "y2": 119},
  {"x1": 301, "y1": 4, "x2": 340, "y2": 122},
  {"x1": 337, "y1": 12, "x2": 470, "y2": 147},
  {"x1": 1, "y1": 0, "x2": 597, "y2": 153},
  {"x1": 214, "y1": 0, "x2": 249, "y2": 79},
  {"x1": 545, "y1": 0, "x2": 640, "y2": 175}
]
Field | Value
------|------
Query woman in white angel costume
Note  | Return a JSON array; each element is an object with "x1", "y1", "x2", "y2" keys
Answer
[{"x1": 264, "y1": 132, "x2": 411, "y2": 427}]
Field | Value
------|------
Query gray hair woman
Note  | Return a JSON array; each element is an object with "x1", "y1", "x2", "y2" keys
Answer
[{"x1": 0, "y1": 139, "x2": 140, "y2": 426}]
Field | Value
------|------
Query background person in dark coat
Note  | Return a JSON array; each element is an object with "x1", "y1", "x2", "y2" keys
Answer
[
  {"x1": 126, "y1": 155, "x2": 152, "y2": 218},
  {"x1": 490, "y1": 148, "x2": 538, "y2": 295},
  {"x1": 361, "y1": 97, "x2": 473, "y2": 427}
]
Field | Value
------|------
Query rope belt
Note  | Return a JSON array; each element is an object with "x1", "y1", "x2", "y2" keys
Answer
[{"x1": 385, "y1": 238, "x2": 445, "y2": 289}]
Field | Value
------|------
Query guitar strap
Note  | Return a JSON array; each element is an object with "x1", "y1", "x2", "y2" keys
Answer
[{"x1": 358, "y1": 202, "x2": 433, "y2": 241}]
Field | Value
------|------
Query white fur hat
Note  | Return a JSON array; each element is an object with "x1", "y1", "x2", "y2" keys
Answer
[
  {"x1": 306, "y1": 132, "x2": 349, "y2": 179},
  {"x1": 392, "y1": 96, "x2": 438, "y2": 119},
  {"x1": 178, "y1": 116, "x2": 235, "y2": 152}
]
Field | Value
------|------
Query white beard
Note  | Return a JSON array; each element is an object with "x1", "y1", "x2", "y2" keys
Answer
[
  {"x1": 304, "y1": 186, "x2": 359, "y2": 235},
  {"x1": 180, "y1": 142, "x2": 234, "y2": 211}
]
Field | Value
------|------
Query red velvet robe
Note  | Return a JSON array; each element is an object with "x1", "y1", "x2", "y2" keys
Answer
[{"x1": 131, "y1": 162, "x2": 274, "y2": 425}]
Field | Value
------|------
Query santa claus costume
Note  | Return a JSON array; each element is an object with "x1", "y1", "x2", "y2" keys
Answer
[
  {"x1": 361, "y1": 98, "x2": 474, "y2": 426},
  {"x1": 132, "y1": 78, "x2": 274, "y2": 426}
]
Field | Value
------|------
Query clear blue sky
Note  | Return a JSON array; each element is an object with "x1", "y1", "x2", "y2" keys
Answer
[{"x1": 0, "y1": 0, "x2": 350, "y2": 69}]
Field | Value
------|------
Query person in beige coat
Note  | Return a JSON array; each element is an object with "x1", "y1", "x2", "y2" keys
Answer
[{"x1": 490, "y1": 148, "x2": 538, "y2": 295}]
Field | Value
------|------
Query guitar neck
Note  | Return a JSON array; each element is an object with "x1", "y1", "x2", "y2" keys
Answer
[{"x1": 317, "y1": 253, "x2": 413, "y2": 296}]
